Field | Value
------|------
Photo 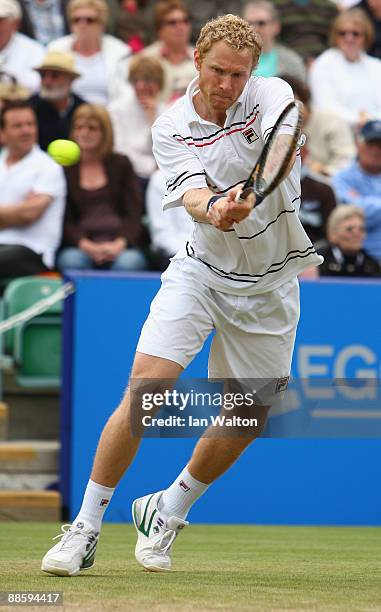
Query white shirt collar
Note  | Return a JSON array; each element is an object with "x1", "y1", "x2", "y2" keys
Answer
[{"x1": 185, "y1": 76, "x2": 249, "y2": 127}]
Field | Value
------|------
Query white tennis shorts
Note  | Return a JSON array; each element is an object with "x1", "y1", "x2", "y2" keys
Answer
[{"x1": 137, "y1": 257, "x2": 300, "y2": 379}]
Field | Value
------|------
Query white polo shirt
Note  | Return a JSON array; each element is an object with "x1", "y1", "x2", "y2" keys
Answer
[
  {"x1": 0, "y1": 145, "x2": 66, "y2": 268},
  {"x1": 152, "y1": 76, "x2": 323, "y2": 295},
  {"x1": 0, "y1": 33, "x2": 45, "y2": 94}
]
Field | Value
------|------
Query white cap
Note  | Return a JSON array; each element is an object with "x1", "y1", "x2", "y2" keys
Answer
[{"x1": 0, "y1": 0, "x2": 22, "y2": 20}]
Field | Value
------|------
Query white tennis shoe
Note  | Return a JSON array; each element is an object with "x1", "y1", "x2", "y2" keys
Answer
[
  {"x1": 132, "y1": 491, "x2": 188, "y2": 572},
  {"x1": 41, "y1": 520, "x2": 98, "y2": 576}
]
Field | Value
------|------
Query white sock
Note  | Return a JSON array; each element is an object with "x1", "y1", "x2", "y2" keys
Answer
[
  {"x1": 159, "y1": 466, "x2": 209, "y2": 520},
  {"x1": 73, "y1": 479, "x2": 115, "y2": 532}
]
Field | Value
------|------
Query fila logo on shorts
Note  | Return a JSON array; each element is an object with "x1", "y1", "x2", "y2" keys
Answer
[
  {"x1": 179, "y1": 480, "x2": 190, "y2": 492},
  {"x1": 242, "y1": 127, "x2": 258, "y2": 144}
]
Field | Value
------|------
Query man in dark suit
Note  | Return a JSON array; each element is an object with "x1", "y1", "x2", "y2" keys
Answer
[{"x1": 29, "y1": 50, "x2": 85, "y2": 151}]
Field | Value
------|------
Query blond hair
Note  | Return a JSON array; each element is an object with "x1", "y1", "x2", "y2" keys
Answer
[
  {"x1": 67, "y1": 0, "x2": 109, "y2": 27},
  {"x1": 327, "y1": 205, "x2": 365, "y2": 238},
  {"x1": 196, "y1": 14, "x2": 262, "y2": 68},
  {"x1": 330, "y1": 8, "x2": 374, "y2": 51},
  {"x1": 71, "y1": 104, "x2": 114, "y2": 158},
  {"x1": 128, "y1": 55, "x2": 165, "y2": 91}
]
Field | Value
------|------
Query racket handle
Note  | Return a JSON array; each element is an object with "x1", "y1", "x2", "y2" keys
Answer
[
  {"x1": 235, "y1": 189, "x2": 264, "y2": 207},
  {"x1": 235, "y1": 186, "x2": 253, "y2": 203}
]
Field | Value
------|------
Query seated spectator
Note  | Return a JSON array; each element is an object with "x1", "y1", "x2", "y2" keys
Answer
[
  {"x1": 0, "y1": 100, "x2": 66, "y2": 277},
  {"x1": 19, "y1": 0, "x2": 69, "y2": 45},
  {"x1": 48, "y1": 0, "x2": 131, "y2": 104},
  {"x1": 0, "y1": 0, "x2": 45, "y2": 93},
  {"x1": 156, "y1": 0, "x2": 245, "y2": 45},
  {"x1": 146, "y1": 168, "x2": 193, "y2": 270},
  {"x1": 30, "y1": 51, "x2": 85, "y2": 151},
  {"x1": 309, "y1": 9, "x2": 381, "y2": 129},
  {"x1": 315, "y1": 205, "x2": 381, "y2": 276},
  {"x1": 299, "y1": 143, "x2": 337, "y2": 243},
  {"x1": 332, "y1": 120, "x2": 381, "y2": 262},
  {"x1": 281, "y1": 74, "x2": 356, "y2": 176},
  {"x1": 108, "y1": 55, "x2": 164, "y2": 191},
  {"x1": 20, "y1": 0, "x2": 122, "y2": 42},
  {"x1": 242, "y1": 1, "x2": 307, "y2": 82},
  {"x1": 272, "y1": 0, "x2": 338, "y2": 64},
  {"x1": 57, "y1": 103, "x2": 147, "y2": 272},
  {"x1": 140, "y1": 0, "x2": 197, "y2": 105},
  {"x1": 354, "y1": 0, "x2": 381, "y2": 60},
  {"x1": 0, "y1": 72, "x2": 29, "y2": 110}
]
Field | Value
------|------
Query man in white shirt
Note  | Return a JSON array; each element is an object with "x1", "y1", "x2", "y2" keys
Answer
[
  {"x1": 0, "y1": 100, "x2": 66, "y2": 277},
  {"x1": 0, "y1": 0, "x2": 45, "y2": 93},
  {"x1": 41, "y1": 14, "x2": 322, "y2": 578}
]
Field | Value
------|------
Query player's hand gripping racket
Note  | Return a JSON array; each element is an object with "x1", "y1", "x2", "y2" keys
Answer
[{"x1": 236, "y1": 101, "x2": 304, "y2": 204}]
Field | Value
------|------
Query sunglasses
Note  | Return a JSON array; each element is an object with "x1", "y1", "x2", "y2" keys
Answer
[
  {"x1": 72, "y1": 16, "x2": 98, "y2": 24},
  {"x1": 249, "y1": 20, "x2": 272, "y2": 27},
  {"x1": 40, "y1": 70, "x2": 65, "y2": 79},
  {"x1": 342, "y1": 225, "x2": 366, "y2": 233},
  {"x1": 162, "y1": 17, "x2": 190, "y2": 26},
  {"x1": 337, "y1": 30, "x2": 363, "y2": 38}
]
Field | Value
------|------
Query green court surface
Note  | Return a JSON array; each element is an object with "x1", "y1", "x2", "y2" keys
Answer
[{"x1": 0, "y1": 523, "x2": 380, "y2": 611}]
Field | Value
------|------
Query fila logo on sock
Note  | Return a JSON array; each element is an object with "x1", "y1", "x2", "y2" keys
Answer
[
  {"x1": 179, "y1": 480, "x2": 190, "y2": 492},
  {"x1": 275, "y1": 376, "x2": 290, "y2": 393},
  {"x1": 100, "y1": 498, "x2": 109, "y2": 507}
]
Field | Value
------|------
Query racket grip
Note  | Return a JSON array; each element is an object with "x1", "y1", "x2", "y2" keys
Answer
[
  {"x1": 235, "y1": 189, "x2": 264, "y2": 207},
  {"x1": 235, "y1": 187, "x2": 253, "y2": 203}
]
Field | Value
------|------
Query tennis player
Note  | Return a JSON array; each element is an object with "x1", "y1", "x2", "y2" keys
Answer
[{"x1": 41, "y1": 14, "x2": 322, "y2": 576}]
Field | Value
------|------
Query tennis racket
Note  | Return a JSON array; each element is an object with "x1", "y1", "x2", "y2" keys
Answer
[{"x1": 236, "y1": 100, "x2": 304, "y2": 203}]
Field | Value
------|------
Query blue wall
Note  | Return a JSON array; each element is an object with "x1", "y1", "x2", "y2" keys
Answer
[{"x1": 61, "y1": 273, "x2": 381, "y2": 525}]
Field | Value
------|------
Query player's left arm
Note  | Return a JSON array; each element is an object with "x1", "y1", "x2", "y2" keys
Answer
[{"x1": 0, "y1": 192, "x2": 53, "y2": 229}]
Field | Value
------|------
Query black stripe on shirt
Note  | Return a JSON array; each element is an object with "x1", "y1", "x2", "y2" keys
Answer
[
  {"x1": 186, "y1": 242, "x2": 316, "y2": 283},
  {"x1": 238, "y1": 201, "x2": 300, "y2": 240},
  {"x1": 166, "y1": 170, "x2": 189, "y2": 189},
  {"x1": 173, "y1": 104, "x2": 259, "y2": 143},
  {"x1": 166, "y1": 171, "x2": 207, "y2": 193}
]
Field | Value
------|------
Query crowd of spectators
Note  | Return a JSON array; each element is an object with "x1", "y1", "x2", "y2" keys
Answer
[{"x1": 0, "y1": 0, "x2": 380, "y2": 280}]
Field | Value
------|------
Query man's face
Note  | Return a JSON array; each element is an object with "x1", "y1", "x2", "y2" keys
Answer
[
  {"x1": 40, "y1": 70, "x2": 73, "y2": 101},
  {"x1": 195, "y1": 41, "x2": 253, "y2": 114},
  {"x1": 0, "y1": 16, "x2": 18, "y2": 49},
  {"x1": 158, "y1": 8, "x2": 191, "y2": 48},
  {"x1": 358, "y1": 141, "x2": 381, "y2": 175},
  {"x1": 330, "y1": 214, "x2": 366, "y2": 254},
  {"x1": 1, "y1": 108, "x2": 37, "y2": 156}
]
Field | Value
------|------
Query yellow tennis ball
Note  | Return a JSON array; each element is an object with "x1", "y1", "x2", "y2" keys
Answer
[{"x1": 47, "y1": 139, "x2": 80, "y2": 166}]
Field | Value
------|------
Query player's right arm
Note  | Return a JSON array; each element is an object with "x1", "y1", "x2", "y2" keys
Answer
[
  {"x1": 183, "y1": 186, "x2": 255, "y2": 231},
  {"x1": 152, "y1": 113, "x2": 255, "y2": 231}
]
